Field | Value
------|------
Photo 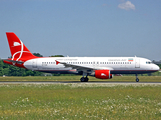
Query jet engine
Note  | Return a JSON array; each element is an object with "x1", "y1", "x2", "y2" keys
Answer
[{"x1": 95, "y1": 70, "x2": 113, "y2": 79}]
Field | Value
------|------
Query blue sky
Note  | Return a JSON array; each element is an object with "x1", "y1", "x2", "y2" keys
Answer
[{"x1": 0, "y1": 0, "x2": 161, "y2": 60}]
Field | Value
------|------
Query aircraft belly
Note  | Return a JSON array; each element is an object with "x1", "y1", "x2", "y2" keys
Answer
[{"x1": 111, "y1": 70, "x2": 156, "y2": 74}]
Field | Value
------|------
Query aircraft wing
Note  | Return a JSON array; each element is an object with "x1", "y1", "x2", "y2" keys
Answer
[
  {"x1": 56, "y1": 60, "x2": 95, "y2": 73},
  {"x1": 55, "y1": 60, "x2": 114, "y2": 74}
]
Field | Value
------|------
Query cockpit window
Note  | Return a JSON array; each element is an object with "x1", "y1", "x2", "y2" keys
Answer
[{"x1": 146, "y1": 61, "x2": 153, "y2": 64}]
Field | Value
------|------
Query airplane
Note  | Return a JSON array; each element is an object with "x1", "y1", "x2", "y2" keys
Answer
[{"x1": 3, "y1": 32, "x2": 160, "y2": 82}]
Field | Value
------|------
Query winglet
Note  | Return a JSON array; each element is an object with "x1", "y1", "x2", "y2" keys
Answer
[{"x1": 55, "y1": 60, "x2": 60, "y2": 65}]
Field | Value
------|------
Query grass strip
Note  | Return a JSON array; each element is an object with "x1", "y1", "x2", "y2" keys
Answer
[
  {"x1": 0, "y1": 76, "x2": 161, "y2": 82},
  {"x1": 0, "y1": 83, "x2": 161, "y2": 119}
]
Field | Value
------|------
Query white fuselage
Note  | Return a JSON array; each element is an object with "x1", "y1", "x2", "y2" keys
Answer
[
  {"x1": 24, "y1": 57, "x2": 159, "y2": 75},
  {"x1": 5, "y1": 32, "x2": 160, "y2": 82}
]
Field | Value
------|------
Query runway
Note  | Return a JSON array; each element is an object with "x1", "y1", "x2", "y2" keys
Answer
[{"x1": 0, "y1": 81, "x2": 161, "y2": 84}]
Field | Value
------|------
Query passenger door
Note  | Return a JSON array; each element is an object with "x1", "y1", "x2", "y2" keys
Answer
[
  {"x1": 32, "y1": 59, "x2": 37, "y2": 68},
  {"x1": 135, "y1": 59, "x2": 140, "y2": 68}
]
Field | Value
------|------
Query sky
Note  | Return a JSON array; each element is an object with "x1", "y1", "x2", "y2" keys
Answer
[{"x1": 0, "y1": 0, "x2": 161, "y2": 60}]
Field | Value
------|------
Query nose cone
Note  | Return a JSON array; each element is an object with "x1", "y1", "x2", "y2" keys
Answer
[{"x1": 154, "y1": 64, "x2": 160, "y2": 71}]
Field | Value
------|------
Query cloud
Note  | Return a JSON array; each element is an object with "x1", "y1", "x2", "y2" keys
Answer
[{"x1": 118, "y1": 1, "x2": 135, "y2": 10}]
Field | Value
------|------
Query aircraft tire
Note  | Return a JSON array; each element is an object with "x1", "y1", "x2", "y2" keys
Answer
[
  {"x1": 80, "y1": 77, "x2": 85, "y2": 82},
  {"x1": 136, "y1": 78, "x2": 139, "y2": 82},
  {"x1": 84, "y1": 77, "x2": 89, "y2": 82}
]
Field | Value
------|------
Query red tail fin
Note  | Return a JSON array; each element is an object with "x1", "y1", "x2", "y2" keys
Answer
[{"x1": 6, "y1": 32, "x2": 37, "y2": 61}]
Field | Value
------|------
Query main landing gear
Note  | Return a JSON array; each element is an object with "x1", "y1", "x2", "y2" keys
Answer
[
  {"x1": 80, "y1": 77, "x2": 89, "y2": 82},
  {"x1": 136, "y1": 74, "x2": 139, "y2": 82},
  {"x1": 80, "y1": 73, "x2": 89, "y2": 82}
]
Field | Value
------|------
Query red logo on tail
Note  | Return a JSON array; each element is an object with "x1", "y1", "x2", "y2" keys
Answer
[{"x1": 6, "y1": 32, "x2": 38, "y2": 61}]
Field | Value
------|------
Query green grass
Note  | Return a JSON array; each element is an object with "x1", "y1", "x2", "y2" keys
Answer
[
  {"x1": 0, "y1": 83, "x2": 161, "y2": 119},
  {"x1": 0, "y1": 76, "x2": 161, "y2": 82},
  {"x1": 0, "y1": 76, "x2": 161, "y2": 119}
]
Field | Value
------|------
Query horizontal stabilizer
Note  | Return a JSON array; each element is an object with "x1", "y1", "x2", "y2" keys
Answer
[{"x1": 3, "y1": 59, "x2": 24, "y2": 64}]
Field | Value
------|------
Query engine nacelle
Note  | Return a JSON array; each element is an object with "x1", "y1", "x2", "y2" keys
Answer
[{"x1": 95, "y1": 70, "x2": 113, "y2": 79}]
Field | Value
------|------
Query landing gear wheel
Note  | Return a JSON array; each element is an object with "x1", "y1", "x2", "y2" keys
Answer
[
  {"x1": 135, "y1": 74, "x2": 139, "y2": 82},
  {"x1": 80, "y1": 77, "x2": 85, "y2": 82},
  {"x1": 136, "y1": 78, "x2": 139, "y2": 82},
  {"x1": 80, "y1": 77, "x2": 89, "y2": 82},
  {"x1": 84, "y1": 77, "x2": 89, "y2": 82}
]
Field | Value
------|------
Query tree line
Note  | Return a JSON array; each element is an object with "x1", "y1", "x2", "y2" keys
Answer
[{"x1": 0, "y1": 53, "x2": 64, "y2": 76}]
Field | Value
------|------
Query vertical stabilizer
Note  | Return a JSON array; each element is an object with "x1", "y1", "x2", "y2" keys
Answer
[{"x1": 6, "y1": 32, "x2": 37, "y2": 61}]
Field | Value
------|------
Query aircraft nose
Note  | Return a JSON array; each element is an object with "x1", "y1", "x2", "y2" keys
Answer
[{"x1": 154, "y1": 64, "x2": 160, "y2": 71}]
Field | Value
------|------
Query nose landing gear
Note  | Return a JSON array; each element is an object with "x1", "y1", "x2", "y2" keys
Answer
[{"x1": 136, "y1": 74, "x2": 139, "y2": 82}]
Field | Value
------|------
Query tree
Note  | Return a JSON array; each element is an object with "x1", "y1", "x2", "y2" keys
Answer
[
  {"x1": 0, "y1": 68, "x2": 3, "y2": 76},
  {"x1": 0, "y1": 60, "x2": 4, "y2": 75},
  {"x1": 3, "y1": 68, "x2": 9, "y2": 76},
  {"x1": 158, "y1": 64, "x2": 161, "y2": 69},
  {"x1": 33, "y1": 53, "x2": 43, "y2": 57},
  {"x1": 50, "y1": 55, "x2": 64, "y2": 57},
  {"x1": 0, "y1": 60, "x2": 4, "y2": 68}
]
